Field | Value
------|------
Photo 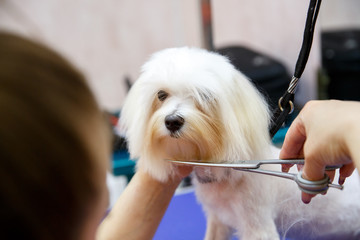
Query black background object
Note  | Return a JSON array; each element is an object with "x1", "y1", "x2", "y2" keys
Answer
[
  {"x1": 322, "y1": 29, "x2": 360, "y2": 101},
  {"x1": 217, "y1": 46, "x2": 290, "y2": 110}
]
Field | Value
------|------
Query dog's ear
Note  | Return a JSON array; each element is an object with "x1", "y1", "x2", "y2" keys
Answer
[
  {"x1": 221, "y1": 69, "x2": 271, "y2": 159},
  {"x1": 119, "y1": 77, "x2": 152, "y2": 159}
]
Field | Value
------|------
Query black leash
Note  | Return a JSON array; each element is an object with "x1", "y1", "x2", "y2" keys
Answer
[{"x1": 269, "y1": 0, "x2": 322, "y2": 138}]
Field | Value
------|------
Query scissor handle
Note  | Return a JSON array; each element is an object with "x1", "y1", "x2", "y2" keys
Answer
[{"x1": 295, "y1": 172, "x2": 343, "y2": 195}]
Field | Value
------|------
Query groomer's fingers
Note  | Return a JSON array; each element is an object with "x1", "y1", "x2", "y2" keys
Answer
[
  {"x1": 301, "y1": 192, "x2": 316, "y2": 204},
  {"x1": 301, "y1": 140, "x2": 327, "y2": 181},
  {"x1": 301, "y1": 165, "x2": 351, "y2": 203},
  {"x1": 339, "y1": 163, "x2": 355, "y2": 185},
  {"x1": 321, "y1": 170, "x2": 335, "y2": 196},
  {"x1": 280, "y1": 117, "x2": 305, "y2": 173},
  {"x1": 299, "y1": 155, "x2": 327, "y2": 204},
  {"x1": 280, "y1": 117, "x2": 306, "y2": 160},
  {"x1": 326, "y1": 170, "x2": 336, "y2": 182},
  {"x1": 281, "y1": 164, "x2": 293, "y2": 173},
  {"x1": 297, "y1": 164, "x2": 304, "y2": 172},
  {"x1": 174, "y1": 165, "x2": 193, "y2": 180}
]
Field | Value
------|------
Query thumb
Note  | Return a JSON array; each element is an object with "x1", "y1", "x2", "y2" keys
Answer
[
  {"x1": 300, "y1": 160, "x2": 326, "y2": 204},
  {"x1": 302, "y1": 159, "x2": 326, "y2": 181}
]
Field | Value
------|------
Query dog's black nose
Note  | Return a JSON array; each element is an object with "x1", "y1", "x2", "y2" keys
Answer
[{"x1": 165, "y1": 115, "x2": 184, "y2": 132}]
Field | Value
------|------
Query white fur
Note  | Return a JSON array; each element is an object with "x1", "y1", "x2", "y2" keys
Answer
[{"x1": 120, "y1": 47, "x2": 360, "y2": 240}]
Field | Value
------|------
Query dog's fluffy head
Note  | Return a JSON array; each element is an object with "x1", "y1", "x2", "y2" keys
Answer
[{"x1": 120, "y1": 47, "x2": 271, "y2": 181}]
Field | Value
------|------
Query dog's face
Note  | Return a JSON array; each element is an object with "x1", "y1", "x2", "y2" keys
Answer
[
  {"x1": 146, "y1": 75, "x2": 225, "y2": 163},
  {"x1": 120, "y1": 47, "x2": 271, "y2": 181}
]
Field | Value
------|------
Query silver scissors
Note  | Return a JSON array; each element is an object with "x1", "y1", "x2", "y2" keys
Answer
[{"x1": 166, "y1": 159, "x2": 343, "y2": 195}]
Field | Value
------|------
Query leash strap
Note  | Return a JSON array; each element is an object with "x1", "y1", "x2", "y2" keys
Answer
[{"x1": 269, "y1": 0, "x2": 322, "y2": 138}]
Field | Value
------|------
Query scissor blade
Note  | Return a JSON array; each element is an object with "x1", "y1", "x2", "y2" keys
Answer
[
  {"x1": 167, "y1": 159, "x2": 261, "y2": 169},
  {"x1": 166, "y1": 159, "x2": 305, "y2": 169}
]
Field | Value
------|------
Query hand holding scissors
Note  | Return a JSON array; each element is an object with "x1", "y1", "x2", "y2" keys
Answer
[{"x1": 167, "y1": 159, "x2": 343, "y2": 195}]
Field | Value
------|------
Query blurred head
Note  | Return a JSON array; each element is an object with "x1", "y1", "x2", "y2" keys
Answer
[{"x1": 0, "y1": 32, "x2": 111, "y2": 239}]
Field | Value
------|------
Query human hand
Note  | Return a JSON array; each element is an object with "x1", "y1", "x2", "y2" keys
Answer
[
  {"x1": 280, "y1": 100, "x2": 360, "y2": 203},
  {"x1": 173, "y1": 165, "x2": 193, "y2": 181}
]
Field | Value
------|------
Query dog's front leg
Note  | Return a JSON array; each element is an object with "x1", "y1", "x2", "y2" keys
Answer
[
  {"x1": 237, "y1": 211, "x2": 279, "y2": 240},
  {"x1": 204, "y1": 214, "x2": 232, "y2": 240}
]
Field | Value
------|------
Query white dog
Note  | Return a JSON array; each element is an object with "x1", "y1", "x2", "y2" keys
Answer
[{"x1": 120, "y1": 47, "x2": 360, "y2": 240}]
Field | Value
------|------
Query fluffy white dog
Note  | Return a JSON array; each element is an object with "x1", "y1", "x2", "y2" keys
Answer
[{"x1": 120, "y1": 47, "x2": 360, "y2": 240}]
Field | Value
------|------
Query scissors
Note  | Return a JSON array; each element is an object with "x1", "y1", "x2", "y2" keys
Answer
[{"x1": 166, "y1": 159, "x2": 344, "y2": 195}]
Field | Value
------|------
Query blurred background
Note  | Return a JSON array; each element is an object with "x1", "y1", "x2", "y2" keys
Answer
[
  {"x1": 1, "y1": 1, "x2": 359, "y2": 238},
  {"x1": 1, "y1": 0, "x2": 359, "y2": 112}
]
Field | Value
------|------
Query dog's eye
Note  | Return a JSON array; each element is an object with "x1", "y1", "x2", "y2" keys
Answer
[{"x1": 157, "y1": 90, "x2": 168, "y2": 101}]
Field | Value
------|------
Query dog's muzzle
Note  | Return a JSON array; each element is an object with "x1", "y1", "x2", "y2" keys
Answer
[{"x1": 165, "y1": 114, "x2": 184, "y2": 134}]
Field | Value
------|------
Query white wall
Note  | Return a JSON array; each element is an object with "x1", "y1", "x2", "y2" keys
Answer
[
  {"x1": 0, "y1": 0, "x2": 359, "y2": 109},
  {"x1": 320, "y1": 0, "x2": 360, "y2": 31},
  {"x1": 0, "y1": 0, "x2": 202, "y2": 110},
  {"x1": 212, "y1": 0, "x2": 320, "y2": 106}
]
